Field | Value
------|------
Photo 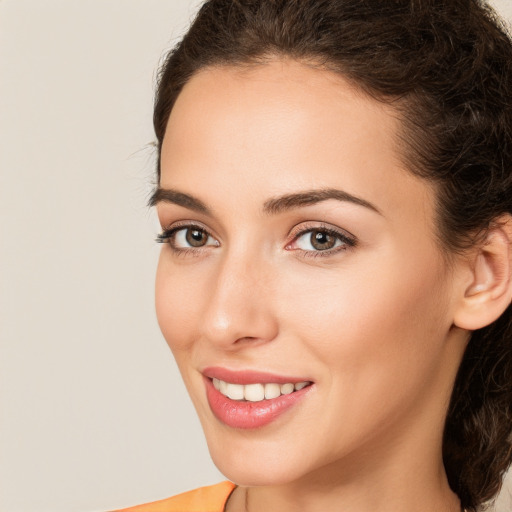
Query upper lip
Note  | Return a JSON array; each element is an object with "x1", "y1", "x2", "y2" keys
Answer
[{"x1": 202, "y1": 366, "x2": 313, "y2": 385}]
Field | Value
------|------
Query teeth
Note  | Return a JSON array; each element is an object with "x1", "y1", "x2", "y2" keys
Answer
[
  {"x1": 244, "y1": 383, "x2": 265, "y2": 402},
  {"x1": 212, "y1": 379, "x2": 310, "y2": 402},
  {"x1": 280, "y1": 383, "x2": 294, "y2": 395},
  {"x1": 226, "y1": 382, "x2": 245, "y2": 400},
  {"x1": 264, "y1": 383, "x2": 281, "y2": 399}
]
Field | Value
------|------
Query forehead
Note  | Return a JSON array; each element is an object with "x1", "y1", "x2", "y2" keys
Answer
[{"x1": 160, "y1": 59, "x2": 436, "y2": 232}]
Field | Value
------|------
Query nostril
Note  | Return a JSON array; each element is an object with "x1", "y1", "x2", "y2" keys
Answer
[{"x1": 233, "y1": 336, "x2": 270, "y2": 347}]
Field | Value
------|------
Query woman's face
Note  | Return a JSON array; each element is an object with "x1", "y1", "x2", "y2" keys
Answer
[{"x1": 154, "y1": 60, "x2": 468, "y2": 486}]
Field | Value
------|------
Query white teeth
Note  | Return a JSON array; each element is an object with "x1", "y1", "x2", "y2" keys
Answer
[
  {"x1": 280, "y1": 383, "x2": 295, "y2": 395},
  {"x1": 226, "y1": 383, "x2": 245, "y2": 400},
  {"x1": 264, "y1": 383, "x2": 281, "y2": 399},
  {"x1": 213, "y1": 378, "x2": 310, "y2": 402},
  {"x1": 244, "y1": 383, "x2": 265, "y2": 402}
]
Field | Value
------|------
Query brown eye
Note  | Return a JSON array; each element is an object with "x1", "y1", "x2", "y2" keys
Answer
[
  {"x1": 186, "y1": 228, "x2": 209, "y2": 247},
  {"x1": 309, "y1": 230, "x2": 337, "y2": 250},
  {"x1": 156, "y1": 225, "x2": 219, "y2": 251},
  {"x1": 289, "y1": 226, "x2": 355, "y2": 256}
]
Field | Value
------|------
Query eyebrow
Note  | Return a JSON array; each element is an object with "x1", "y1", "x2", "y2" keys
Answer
[
  {"x1": 149, "y1": 187, "x2": 381, "y2": 216},
  {"x1": 263, "y1": 188, "x2": 381, "y2": 215},
  {"x1": 149, "y1": 188, "x2": 209, "y2": 213}
]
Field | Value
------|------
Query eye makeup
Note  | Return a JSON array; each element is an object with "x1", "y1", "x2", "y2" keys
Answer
[
  {"x1": 285, "y1": 221, "x2": 357, "y2": 259},
  {"x1": 156, "y1": 220, "x2": 357, "y2": 259}
]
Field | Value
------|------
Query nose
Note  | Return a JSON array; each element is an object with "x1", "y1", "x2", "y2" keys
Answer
[{"x1": 198, "y1": 249, "x2": 279, "y2": 349}]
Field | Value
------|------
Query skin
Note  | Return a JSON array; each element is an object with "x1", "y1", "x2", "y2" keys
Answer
[{"x1": 154, "y1": 59, "x2": 471, "y2": 512}]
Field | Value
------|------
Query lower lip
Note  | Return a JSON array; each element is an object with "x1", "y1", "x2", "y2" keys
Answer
[{"x1": 205, "y1": 378, "x2": 313, "y2": 429}]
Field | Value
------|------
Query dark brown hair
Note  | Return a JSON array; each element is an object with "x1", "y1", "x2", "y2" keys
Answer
[{"x1": 153, "y1": 1, "x2": 512, "y2": 510}]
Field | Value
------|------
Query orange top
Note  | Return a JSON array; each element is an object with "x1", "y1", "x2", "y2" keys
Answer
[{"x1": 114, "y1": 481, "x2": 236, "y2": 512}]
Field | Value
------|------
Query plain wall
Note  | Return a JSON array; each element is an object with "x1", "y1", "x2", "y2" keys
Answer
[{"x1": 0, "y1": 1, "x2": 511, "y2": 511}]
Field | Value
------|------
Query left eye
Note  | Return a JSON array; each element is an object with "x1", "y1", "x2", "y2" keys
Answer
[
  {"x1": 174, "y1": 227, "x2": 216, "y2": 248},
  {"x1": 293, "y1": 229, "x2": 346, "y2": 252},
  {"x1": 157, "y1": 226, "x2": 219, "y2": 250}
]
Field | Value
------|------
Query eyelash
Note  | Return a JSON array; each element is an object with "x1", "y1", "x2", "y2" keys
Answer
[
  {"x1": 288, "y1": 223, "x2": 356, "y2": 258},
  {"x1": 156, "y1": 222, "x2": 217, "y2": 258},
  {"x1": 156, "y1": 222, "x2": 357, "y2": 259}
]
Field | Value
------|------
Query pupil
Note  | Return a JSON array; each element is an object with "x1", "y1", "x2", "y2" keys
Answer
[
  {"x1": 312, "y1": 230, "x2": 335, "y2": 250},
  {"x1": 186, "y1": 229, "x2": 207, "y2": 247}
]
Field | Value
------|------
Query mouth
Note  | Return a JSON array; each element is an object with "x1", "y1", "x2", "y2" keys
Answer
[
  {"x1": 212, "y1": 378, "x2": 311, "y2": 402},
  {"x1": 202, "y1": 367, "x2": 314, "y2": 429}
]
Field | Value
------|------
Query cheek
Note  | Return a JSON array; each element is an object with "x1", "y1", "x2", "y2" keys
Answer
[
  {"x1": 155, "y1": 252, "x2": 203, "y2": 354},
  {"x1": 280, "y1": 250, "x2": 452, "y2": 390},
  {"x1": 274, "y1": 254, "x2": 453, "y2": 451}
]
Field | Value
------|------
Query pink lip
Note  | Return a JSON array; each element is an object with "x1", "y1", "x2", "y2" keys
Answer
[
  {"x1": 202, "y1": 368, "x2": 314, "y2": 429},
  {"x1": 202, "y1": 366, "x2": 311, "y2": 385}
]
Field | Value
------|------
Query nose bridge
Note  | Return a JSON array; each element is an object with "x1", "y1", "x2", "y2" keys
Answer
[{"x1": 200, "y1": 243, "x2": 278, "y2": 347}]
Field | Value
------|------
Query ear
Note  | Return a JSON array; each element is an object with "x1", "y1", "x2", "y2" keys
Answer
[{"x1": 454, "y1": 215, "x2": 512, "y2": 331}]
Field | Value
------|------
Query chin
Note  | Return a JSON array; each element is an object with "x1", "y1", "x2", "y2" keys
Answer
[
  {"x1": 211, "y1": 452, "x2": 301, "y2": 487},
  {"x1": 203, "y1": 424, "x2": 321, "y2": 487}
]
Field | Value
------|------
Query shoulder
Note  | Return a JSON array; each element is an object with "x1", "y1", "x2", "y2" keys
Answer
[{"x1": 113, "y1": 481, "x2": 236, "y2": 512}]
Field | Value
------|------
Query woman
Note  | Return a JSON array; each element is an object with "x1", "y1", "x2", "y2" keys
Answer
[{"x1": 119, "y1": 0, "x2": 512, "y2": 511}]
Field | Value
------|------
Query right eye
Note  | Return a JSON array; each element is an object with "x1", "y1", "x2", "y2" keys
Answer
[{"x1": 156, "y1": 225, "x2": 220, "y2": 251}]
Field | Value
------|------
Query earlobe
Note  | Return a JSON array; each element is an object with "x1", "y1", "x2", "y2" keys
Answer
[{"x1": 454, "y1": 215, "x2": 512, "y2": 331}]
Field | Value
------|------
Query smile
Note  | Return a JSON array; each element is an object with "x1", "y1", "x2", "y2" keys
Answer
[
  {"x1": 203, "y1": 368, "x2": 314, "y2": 429},
  {"x1": 213, "y1": 378, "x2": 311, "y2": 402}
]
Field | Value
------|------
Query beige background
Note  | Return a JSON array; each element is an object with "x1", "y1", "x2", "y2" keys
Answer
[{"x1": 0, "y1": 1, "x2": 511, "y2": 511}]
